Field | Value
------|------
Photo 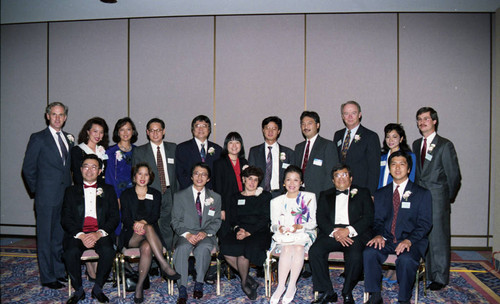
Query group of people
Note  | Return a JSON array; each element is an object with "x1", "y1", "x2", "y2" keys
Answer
[{"x1": 22, "y1": 100, "x2": 461, "y2": 304}]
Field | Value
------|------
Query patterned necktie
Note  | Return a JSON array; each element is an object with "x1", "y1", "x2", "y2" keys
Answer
[
  {"x1": 156, "y1": 146, "x2": 167, "y2": 193},
  {"x1": 391, "y1": 185, "x2": 400, "y2": 243},
  {"x1": 263, "y1": 146, "x2": 273, "y2": 191},
  {"x1": 56, "y1": 132, "x2": 68, "y2": 165},
  {"x1": 196, "y1": 191, "x2": 202, "y2": 225},
  {"x1": 421, "y1": 138, "x2": 427, "y2": 168},
  {"x1": 341, "y1": 129, "x2": 351, "y2": 163},
  {"x1": 301, "y1": 140, "x2": 310, "y2": 175},
  {"x1": 200, "y1": 143, "x2": 206, "y2": 162}
]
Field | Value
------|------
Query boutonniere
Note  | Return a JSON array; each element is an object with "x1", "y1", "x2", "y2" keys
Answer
[
  {"x1": 208, "y1": 147, "x2": 215, "y2": 155},
  {"x1": 255, "y1": 187, "x2": 263, "y2": 196},
  {"x1": 402, "y1": 190, "x2": 412, "y2": 201},
  {"x1": 354, "y1": 134, "x2": 361, "y2": 143},
  {"x1": 204, "y1": 197, "x2": 214, "y2": 206},
  {"x1": 350, "y1": 188, "x2": 358, "y2": 198},
  {"x1": 66, "y1": 134, "x2": 75, "y2": 144},
  {"x1": 96, "y1": 187, "x2": 104, "y2": 197},
  {"x1": 280, "y1": 152, "x2": 286, "y2": 161},
  {"x1": 242, "y1": 164, "x2": 249, "y2": 171},
  {"x1": 97, "y1": 145, "x2": 106, "y2": 155},
  {"x1": 115, "y1": 150, "x2": 124, "y2": 161},
  {"x1": 428, "y1": 144, "x2": 436, "y2": 153}
]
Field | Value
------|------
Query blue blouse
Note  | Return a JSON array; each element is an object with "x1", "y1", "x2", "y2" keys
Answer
[
  {"x1": 105, "y1": 144, "x2": 135, "y2": 198},
  {"x1": 378, "y1": 151, "x2": 416, "y2": 189}
]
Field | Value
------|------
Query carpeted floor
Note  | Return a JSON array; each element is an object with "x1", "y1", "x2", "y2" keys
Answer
[{"x1": 1, "y1": 237, "x2": 499, "y2": 303}]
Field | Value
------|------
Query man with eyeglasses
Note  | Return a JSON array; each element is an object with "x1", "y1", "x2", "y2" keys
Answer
[
  {"x1": 176, "y1": 115, "x2": 222, "y2": 190},
  {"x1": 132, "y1": 118, "x2": 177, "y2": 250},
  {"x1": 412, "y1": 107, "x2": 461, "y2": 291},
  {"x1": 309, "y1": 164, "x2": 374, "y2": 304}
]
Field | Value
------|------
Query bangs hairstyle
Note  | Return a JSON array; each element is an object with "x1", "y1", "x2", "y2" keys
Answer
[
  {"x1": 241, "y1": 166, "x2": 264, "y2": 184},
  {"x1": 132, "y1": 162, "x2": 155, "y2": 185},
  {"x1": 222, "y1": 131, "x2": 245, "y2": 159},
  {"x1": 112, "y1": 117, "x2": 138, "y2": 143}
]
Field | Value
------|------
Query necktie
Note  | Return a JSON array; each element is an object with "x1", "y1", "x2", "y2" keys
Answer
[
  {"x1": 84, "y1": 183, "x2": 97, "y2": 188},
  {"x1": 391, "y1": 185, "x2": 400, "y2": 243},
  {"x1": 341, "y1": 129, "x2": 351, "y2": 163},
  {"x1": 156, "y1": 146, "x2": 167, "y2": 193},
  {"x1": 335, "y1": 189, "x2": 349, "y2": 196},
  {"x1": 421, "y1": 138, "x2": 427, "y2": 168},
  {"x1": 195, "y1": 191, "x2": 202, "y2": 225},
  {"x1": 200, "y1": 144, "x2": 206, "y2": 162},
  {"x1": 264, "y1": 146, "x2": 272, "y2": 191},
  {"x1": 302, "y1": 140, "x2": 310, "y2": 175},
  {"x1": 57, "y1": 132, "x2": 68, "y2": 165}
]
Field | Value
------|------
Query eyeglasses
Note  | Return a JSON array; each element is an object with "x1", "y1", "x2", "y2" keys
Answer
[
  {"x1": 193, "y1": 171, "x2": 208, "y2": 177},
  {"x1": 334, "y1": 172, "x2": 349, "y2": 178},
  {"x1": 195, "y1": 124, "x2": 209, "y2": 129},
  {"x1": 82, "y1": 164, "x2": 99, "y2": 171}
]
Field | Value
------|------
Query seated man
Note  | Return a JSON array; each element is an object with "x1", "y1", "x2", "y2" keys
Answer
[
  {"x1": 310, "y1": 164, "x2": 374, "y2": 304},
  {"x1": 171, "y1": 162, "x2": 222, "y2": 304},
  {"x1": 364, "y1": 151, "x2": 432, "y2": 304},
  {"x1": 62, "y1": 154, "x2": 119, "y2": 304}
]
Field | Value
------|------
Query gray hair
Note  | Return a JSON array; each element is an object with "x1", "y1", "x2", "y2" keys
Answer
[{"x1": 46, "y1": 102, "x2": 68, "y2": 115}]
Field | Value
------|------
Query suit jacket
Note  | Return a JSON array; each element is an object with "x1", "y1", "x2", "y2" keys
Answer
[
  {"x1": 171, "y1": 187, "x2": 222, "y2": 244},
  {"x1": 132, "y1": 141, "x2": 178, "y2": 198},
  {"x1": 22, "y1": 127, "x2": 73, "y2": 206},
  {"x1": 316, "y1": 186, "x2": 374, "y2": 244},
  {"x1": 61, "y1": 183, "x2": 119, "y2": 240},
  {"x1": 373, "y1": 181, "x2": 432, "y2": 256},
  {"x1": 248, "y1": 143, "x2": 294, "y2": 190},
  {"x1": 213, "y1": 156, "x2": 248, "y2": 212},
  {"x1": 378, "y1": 151, "x2": 416, "y2": 189},
  {"x1": 175, "y1": 138, "x2": 222, "y2": 190},
  {"x1": 293, "y1": 135, "x2": 338, "y2": 199},
  {"x1": 334, "y1": 125, "x2": 380, "y2": 195}
]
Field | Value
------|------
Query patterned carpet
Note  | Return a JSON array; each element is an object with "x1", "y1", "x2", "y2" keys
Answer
[{"x1": 1, "y1": 238, "x2": 499, "y2": 303}]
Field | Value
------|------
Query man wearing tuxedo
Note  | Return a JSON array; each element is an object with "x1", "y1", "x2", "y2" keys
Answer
[
  {"x1": 412, "y1": 107, "x2": 461, "y2": 291},
  {"x1": 248, "y1": 116, "x2": 295, "y2": 198},
  {"x1": 171, "y1": 163, "x2": 222, "y2": 304},
  {"x1": 175, "y1": 115, "x2": 222, "y2": 190},
  {"x1": 62, "y1": 154, "x2": 119, "y2": 304},
  {"x1": 364, "y1": 151, "x2": 432, "y2": 304},
  {"x1": 333, "y1": 101, "x2": 380, "y2": 196},
  {"x1": 22, "y1": 102, "x2": 73, "y2": 289},
  {"x1": 132, "y1": 118, "x2": 177, "y2": 250},
  {"x1": 309, "y1": 164, "x2": 374, "y2": 304}
]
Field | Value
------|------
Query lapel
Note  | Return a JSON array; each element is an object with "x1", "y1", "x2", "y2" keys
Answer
[
  {"x1": 259, "y1": 144, "x2": 267, "y2": 166},
  {"x1": 306, "y1": 136, "x2": 323, "y2": 168},
  {"x1": 44, "y1": 128, "x2": 65, "y2": 168},
  {"x1": 396, "y1": 181, "x2": 414, "y2": 227},
  {"x1": 327, "y1": 190, "x2": 337, "y2": 224},
  {"x1": 190, "y1": 139, "x2": 203, "y2": 162},
  {"x1": 201, "y1": 189, "x2": 215, "y2": 226},
  {"x1": 346, "y1": 125, "x2": 363, "y2": 157},
  {"x1": 95, "y1": 184, "x2": 105, "y2": 224},
  {"x1": 421, "y1": 136, "x2": 439, "y2": 174},
  {"x1": 75, "y1": 186, "x2": 86, "y2": 223}
]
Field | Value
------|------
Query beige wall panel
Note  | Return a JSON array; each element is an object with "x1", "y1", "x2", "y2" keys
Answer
[
  {"x1": 398, "y1": 13, "x2": 491, "y2": 246},
  {"x1": 49, "y1": 20, "x2": 128, "y2": 139},
  {"x1": 215, "y1": 15, "x2": 305, "y2": 151},
  {"x1": 129, "y1": 17, "x2": 214, "y2": 145},
  {"x1": 306, "y1": 14, "x2": 398, "y2": 142},
  {"x1": 1, "y1": 24, "x2": 47, "y2": 234}
]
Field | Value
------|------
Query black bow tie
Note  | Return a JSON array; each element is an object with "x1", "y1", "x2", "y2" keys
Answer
[{"x1": 336, "y1": 189, "x2": 349, "y2": 196}]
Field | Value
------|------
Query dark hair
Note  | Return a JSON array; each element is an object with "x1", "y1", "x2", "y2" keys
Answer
[
  {"x1": 416, "y1": 107, "x2": 439, "y2": 131},
  {"x1": 191, "y1": 115, "x2": 212, "y2": 138},
  {"x1": 388, "y1": 150, "x2": 413, "y2": 174},
  {"x1": 46, "y1": 102, "x2": 68, "y2": 115},
  {"x1": 221, "y1": 132, "x2": 245, "y2": 159},
  {"x1": 262, "y1": 116, "x2": 282, "y2": 138},
  {"x1": 77, "y1": 117, "x2": 109, "y2": 148},
  {"x1": 146, "y1": 118, "x2": 165, "y2": 130},
  {"x1": 131, "y1": 162, "x2": 155, "y2": 185},
  {"x1": 340, "y1": 100, "x2": 361, "y2": 113},
  {"x1": 331, "y1": 163, "x2": 352, "y2": 179},
  {"x1": 241, "y1": 166, "x2": 264, "y2": 184},
  {"x1": 112, "y1": 117, "x2": 138, "y2": 144},
  {"x1": 283, "y1": 165, "x2": 303, "y2": 183},
  {"x1": 82, "y1": 153, "x2": 103, "y2": 169},
  {"x1": 191, "y1": 162, "x2": 211, "y2": 179},
  {"x1": 381, "y1": 123, "x2": 412, "y2": 154}
]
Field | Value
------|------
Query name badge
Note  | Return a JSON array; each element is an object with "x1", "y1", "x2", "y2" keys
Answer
[
  {"x1": 237, "y1": 199, "x2": 246, "y2": 206},
  {"x1": 102, "y1": 154, "x2": 109, "y2": 160},
  {"x1": 425, "y1": 153, "x2": 433, "y2": 161},
  {"x1": 380, "y1": 160, "x2": 386, "y2": 166},
  {"x1": 282, "y1": 163, "x2": 290, "y2": 169},
  {"x1": 208, "y1": 209, "x2": 215, "y2": 216},
  {"x1": 167, "y1": 158, "x2": 175, "y2": 164},
  {"x1": 337, "y1": 140, "x2": 342, "y2": 147},
  {"x1": 145, "y1": 194, "x2": 154, "y2": 200},
  {"x1": 313, "y1": 158, "x2": 323, "y2": 166},
  {"x1": 402, "y1": 202, "x2": 411, "y2": 209}
]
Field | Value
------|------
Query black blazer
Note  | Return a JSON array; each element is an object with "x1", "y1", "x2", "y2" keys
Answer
[
  {"x1": 213, "y1": 155, "x2": 248, "y2": 212},
  {"x1": 248, "y1": 143, "x2": 294, "y2": 191}
]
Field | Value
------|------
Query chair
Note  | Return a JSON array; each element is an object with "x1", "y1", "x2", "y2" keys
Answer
[{"x1": 264, "y1": 248, "x2": 311, "y2": 297}]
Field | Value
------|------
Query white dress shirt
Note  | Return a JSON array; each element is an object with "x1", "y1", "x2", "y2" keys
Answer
[
  {"x1": 48, "y1": 126, "x2": 69, "y2": 159},
  {"x1": 150, "y1": 141, "x2": 170, "y2": 187},
  {"x1": 265, "y1": 141, "x2": 280, "y2": 190}
]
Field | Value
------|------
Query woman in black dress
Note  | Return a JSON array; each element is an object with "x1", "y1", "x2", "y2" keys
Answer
[
  {"x1": 120, "y1": 163, "x2": 180, "y2": 303},
  {"x1": 220, "y1": 166, "x2": 272, "y2": 300}
]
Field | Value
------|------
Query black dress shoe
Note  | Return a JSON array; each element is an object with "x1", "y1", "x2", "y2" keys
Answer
[
  {"x1": 193, "y1": 290, "x2": 203, "y2": 299},
  {"x1": 57, "y1": 276, "x2": 68, "y2": 283},
  {"x1": 302, "y1": 270, "x2": 312, "y2": 278},
  {"x1": 368, "y1": 296, "x2": 383, "y2": 304},
  {"x1": 42, "y1": 281, "x2": 64, "y2": 289},
  {"x1": 311, "y1": 291, "x2": 338, "y2": 303},
  {"x1": 428, "y1": 282, "x2": 445, "y2": 290},
  {"x1": 66, "y1": 292, "x2": 85, "y2": 304},
  {"x1": 246, "y1": 275, "x2": 259, "y2": 290},
  {"x1": 176, "y1": 297, "x2": 187, "y2": 304},
  {"x1": 91, "y1": 290, "x2": 109, "y2": 303},
  {"x1": 242, "y1": 284, "x2": 257, "y2": 300},
  {"x1": 343, "y1": 293, "x2": 355, "y2": 304},
  {"x1": 134, "y1": 295, "x2": 144, "y2": 303}
]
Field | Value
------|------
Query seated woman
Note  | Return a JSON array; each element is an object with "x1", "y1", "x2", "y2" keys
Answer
[
  {"x1": 270, "y1": 165, "x2": 317, "y2": 304},
  {"x1": 220, "y1": 166, "x2": 272, "y2": 300},
  {"x1": 120, "y1": 163, "x2": 180, "y2": 303}
]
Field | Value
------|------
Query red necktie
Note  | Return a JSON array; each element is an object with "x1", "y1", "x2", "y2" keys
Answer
[
  {"x1": 421, "y1": 138, "x2": 427, "y2": 168},
  {"x1": 302, "y1": 140, "x2": 310, "y2": 175},
  {"x1": 156, "y1": 146, "x2": 167, "y2": 193},
  {"x1": 391, "y1": 185, "x2": 400, "y2": 243}
]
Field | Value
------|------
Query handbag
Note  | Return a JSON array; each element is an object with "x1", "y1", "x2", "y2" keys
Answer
[
  {"x1": 124, "y1": 267, "x2": 150, "y2": 292},
  {"x1": 272, "y1": 232, "x2": 296, "y2": 244}
]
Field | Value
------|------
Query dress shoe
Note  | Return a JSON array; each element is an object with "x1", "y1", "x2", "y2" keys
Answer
[
  {"x1": 246, "y1": 275, "x2": 259, "y2": 290},
  {"x1": 66, "y1": 292, "x2": 85, "y2": 304},
  {"x1": 311, "y1": 291, "x2": 338, "y2": 303},
  {"x1": 57, "y1": 276, "x2": 68, "y2": 283},
  {"x1": 301, "y1": 270, "x2": 312, "y2": 278},
  {"x1": 282, "y1": 287, "x2": 297, "y2": 304},
  {"x1": 134, "y1": 290, "x2": 144, "y2": 303},
  {"x1": 242, "y1": 283, "x2": 257, "y2": 300},
  {"x1": 343, "y1": 292, "x2": 354, "y2": 304},
  {"x1": 398, "y1": 301, "x2": 410, "y2": 304},
  {"x1": 42, "y1": 281, "x2": 64, "y2": 289},
  {"x1": 91, "y1": 290, "x2": 109, "y2": 303},
  {"x1": 367, "y1": 296, "x2": 383, "y2": 304},
  {"x1": 428, "y1": 282, "x2": 445, "y2": 290},
  {"x1": 193, "y1": 290, "x2": 203, "y2": 299},
  {"x1": 176, "y1": 297, "x2": 187, "y2": 304}
]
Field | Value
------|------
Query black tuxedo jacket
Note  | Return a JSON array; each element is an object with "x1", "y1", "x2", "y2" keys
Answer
[{"x1": 248, "y1": 143, "x2": 294, "y2": 190}]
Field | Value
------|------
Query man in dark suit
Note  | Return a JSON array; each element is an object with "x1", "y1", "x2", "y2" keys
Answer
[
  {"x1": 171, "y1": 163, "x2": 222, "y2": 304},
  {"x1": 62, "y1": 154, "x2": 119, "y2": 304},
  {"x1": 333, "y1": 101, "x2": 380, "y2": 196},
  {"x1": 412, "y1": 107, "x2": 461, "y2": 291},
  {"x1": 309, "y1": 164, "x2": 374, "y2": 304},
  {"x1": 132, "y1": 118, "x2": 177, "y2": 250},
  {"x1": 293, "y1": 111, "x2": 338, "y2": 199},
  {"x1": 22, "y1": 102, "x2": 74, "y2": 289},
  {"x1": 364, "y1": 151, "x2": 432, "y2": 304},
  {"x1": 175, "y1": 115, "x2": 222, "y2": 190},
  {"x1": 248, "y1": 116, "x2": 294, "y2": 198}
]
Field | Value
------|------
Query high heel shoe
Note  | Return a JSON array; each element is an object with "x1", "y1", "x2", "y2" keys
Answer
[
  {"x1": 133, "y1": 292, "x2": 144, "y2": 303},
  {"x1": 161, "y1": 269, "x2": 181, "y2": 281},
  {"x1": 282, "y1": 287, "x2": 296, "y2": 304}
]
